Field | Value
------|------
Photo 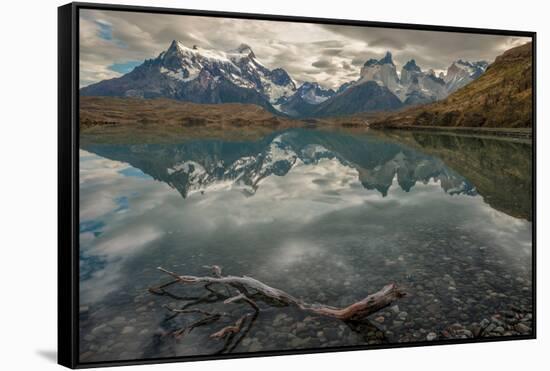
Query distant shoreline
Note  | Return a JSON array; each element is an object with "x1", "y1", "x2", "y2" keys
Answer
[
  {"x1": 79, "y1": 96, "x2": 533, "y2": 142},
  {"x1": 370, "y1": 125, "x2": 532, "y2": 139}
]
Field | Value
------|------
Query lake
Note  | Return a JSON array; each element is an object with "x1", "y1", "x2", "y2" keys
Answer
[{"x1": 78, "y1": 128, "x2": 533, "y2": 363}]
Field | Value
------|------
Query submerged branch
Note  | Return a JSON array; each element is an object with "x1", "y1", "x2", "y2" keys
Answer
[
  {"x1": 210, "y1": 314, "x2": 248, "y2": 339},
  {"x1": 149, "y1": 265, "x2": 405, "y2": 354},
  {"x1": 172, "y1": 314, "x2": 221, "y2": 339},
  {"x1": 155, "y1": 266, "x2": 405, "y2": 321}
]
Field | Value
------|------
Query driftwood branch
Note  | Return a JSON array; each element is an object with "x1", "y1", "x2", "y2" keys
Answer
[
  {"x1": 156, "y1": 266, "x2": 405, "y2": 321},
  {"x1": 150, "y1": 265, "x2": 405, "y2": 354},
  {"x1": 225, "y1": 292, "x2": 260, "y2": 312},
  {"x1": 172, "y1": 313, "x2": 221, "y2": 339},
  {"x1": 163, "y1": 306, "x2": 228, "y2": 317},
  {"x1": 203, "y1": 265, "x2": 223, "y2": 278},
  {"x1": 210, "y1": 314, "x2": 248, "y2": 339}
]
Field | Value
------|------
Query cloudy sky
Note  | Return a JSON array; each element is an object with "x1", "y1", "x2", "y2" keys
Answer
[{"x1": 80, "y1": 9, "x2": 530, "y2": 89}]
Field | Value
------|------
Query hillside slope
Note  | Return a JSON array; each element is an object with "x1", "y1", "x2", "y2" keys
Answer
[
  {"x1": 312, "y1": 81, "x2": 403, "y2": 117},
  {"x1": 371, "y1": 42, "x2": 533, "y2": 128},
  {"x1": 79, "y1": 96, "x2": 305, "y2": 142}
]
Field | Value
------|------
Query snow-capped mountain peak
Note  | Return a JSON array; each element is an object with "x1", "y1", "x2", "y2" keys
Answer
[
  {"x1": 158, "y1": 40, "x2": 296, "y2": 103},
  {"x1": 353, "y1": 52, "x2": 488, "y2": 105},
  {"x1": 231, "y1": 43, "x2": 256, "y2": 58},
  {"x1": 444, "y1": 59, "x2": 488, "y2": 93},
  {"x1": 358, "y1": 51, "x2": 401, "y2": 94},
  {"x1": 165, "y1": 40, "x2": 235, "y2": 65},
  {"x1": 81, "y1": 40, "x2": 490, "y2": 117},
  {"x1": 296, "y1": 82, "x2": 336, "y2": 105}
]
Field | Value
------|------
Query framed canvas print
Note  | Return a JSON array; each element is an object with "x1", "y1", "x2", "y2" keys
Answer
[{"x1": 58, "y1": 2, "x2": 536, "y2": 368}]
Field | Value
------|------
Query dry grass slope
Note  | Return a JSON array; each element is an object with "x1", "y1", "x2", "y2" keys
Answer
[
  {"x1": 80, "y1": 96, "x2": 298, "y2": 127},
  {"x1": 79, "y1": 96, "x2": 306, "y2": 142}
]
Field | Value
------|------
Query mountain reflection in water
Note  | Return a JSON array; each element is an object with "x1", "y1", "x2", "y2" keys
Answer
[
  {"x1": 82, "y1": 129, "x2": 483, "y2": 200},
  {"x1": 78, "y1": 128, "x2": 532, "y2": 363}
]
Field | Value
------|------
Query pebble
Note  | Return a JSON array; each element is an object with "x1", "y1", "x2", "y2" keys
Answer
[
  {"x1": 273, "y1": 313, "x2": 289, "y2": 326},
  {"x1": 324, "y1": 327, "x2": 338, "y2": 340},
  {"x1": 470, "y1": 323, "x2": 482, "y2": 337},
  {"x1": 91, "y1": 324, "x2": 113, "y2": 335},
  {"x1": 493, "y1": 326, "x2": 505, "y2": 334},
  {"x1": 426, "y1": 332, "x2": 437, "y2": 341},
  {"x1": 426, "y1": 303, "x2": 439, "y2": 313},
  {"x1": 393, "y1": 320, "x2": 403, "y2": 327},
  {"x1": 109, "y1": 316, "x2": 126, "y2": 326},
  {"x1": 485, "y1": 323, "x2": 496, "y2": 333},
  {"x1": 121, "y1": 326, "x2": 135, "y2": 334},
  {"x1": 290, "y1": 337, "x2": 309, "y2": 348},
  {"x1": 514, "y1": 323, "x2": 530, "y2": 333}
]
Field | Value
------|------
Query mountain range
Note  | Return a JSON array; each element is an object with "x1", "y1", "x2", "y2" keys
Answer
[
  {"x1": 80, "y1": 40, "x2": 488, "y2": 118},
  {"x1": 370, "y1": 42, "x2": 532, "y2": 128}
]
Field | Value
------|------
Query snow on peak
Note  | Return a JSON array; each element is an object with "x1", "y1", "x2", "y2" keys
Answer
[
  {"x1": 156, "y1": 41, "x2": 489, "y2": 109},
  {"x1": 231, "y1": 43, "x2": 256, "y2": 57},
  {"x1": 443, "y1": 59, "x2": 488, "y2": 93},
  {"x1": 159, "y1": 40, "x2": 296, "y2": 104},
  {"x1": 297, "y1": 82, "x2": 335, "y2": 104},
  {"x1": 359, "y1": 52, "x2": 401, "y2": 96}
]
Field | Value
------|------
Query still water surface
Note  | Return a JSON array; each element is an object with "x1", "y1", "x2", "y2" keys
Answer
[{"x1": 79, "y1": 128, "x2": 532, "y2": 362}]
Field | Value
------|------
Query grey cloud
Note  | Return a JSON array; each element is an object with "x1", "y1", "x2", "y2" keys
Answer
[
  {"x1": 79, "y1": 9, "x2": 530, "y2": 89},
  {"x1": 368, "y1": 37, "x2": 407, "y2": 50},
  {"x1": 320, "y1": 24, "x2": 530, "y2": 71},
  {"x1": 341, "y1": 61, "x2": 353, "y2": 71},
  {"x1": 351, "y1": 57, "x2": 365, "y2": 66},
  {"x1": 350, "y1": 52, "x2": 385, "y2": 66},
  {"x1": 322, "y1": 48, "x2": 344, "y2": 56},
  {"x1": 311, "y1": 40, "x2": 346, "y2": 48},
  {"x1": 312, "y1": 58, "x2": 335, "y2": 69}
]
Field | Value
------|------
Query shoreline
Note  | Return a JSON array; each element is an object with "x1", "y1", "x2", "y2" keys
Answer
[{"x1": 370, "y1": 124, "x2": 532, "y2": 139}]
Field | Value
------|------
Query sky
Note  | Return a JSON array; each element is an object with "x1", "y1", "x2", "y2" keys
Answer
[{"x1": 80, "y1": 9, "x2": 531, "y2": 89}]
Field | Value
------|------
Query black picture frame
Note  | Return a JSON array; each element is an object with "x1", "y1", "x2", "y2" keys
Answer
[{"x1": 58, "y1": 2, "x2": 537, "y2": 368}]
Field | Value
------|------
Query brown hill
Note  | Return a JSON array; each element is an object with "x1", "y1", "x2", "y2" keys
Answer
[
  {"x1": 371, "y1": 42, "x2": 533, "y2": 128},
  {"x1": 79, "y1": 96, "x2": 308, "y2": 142},
  {"x1": 79, "y1": 96, "x2": 298, "y2": 128}
]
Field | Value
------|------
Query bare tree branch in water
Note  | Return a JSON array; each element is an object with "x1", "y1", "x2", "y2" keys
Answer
[
  {"x1": 149, "y1": 265, "x2": 405, "y2": 354},
  {"x1": 172, "y1": 314, "x2": 222, "y2": 340},
  {"x1": 210, "y1": 314, "x2": 248, "y2": 339}
]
